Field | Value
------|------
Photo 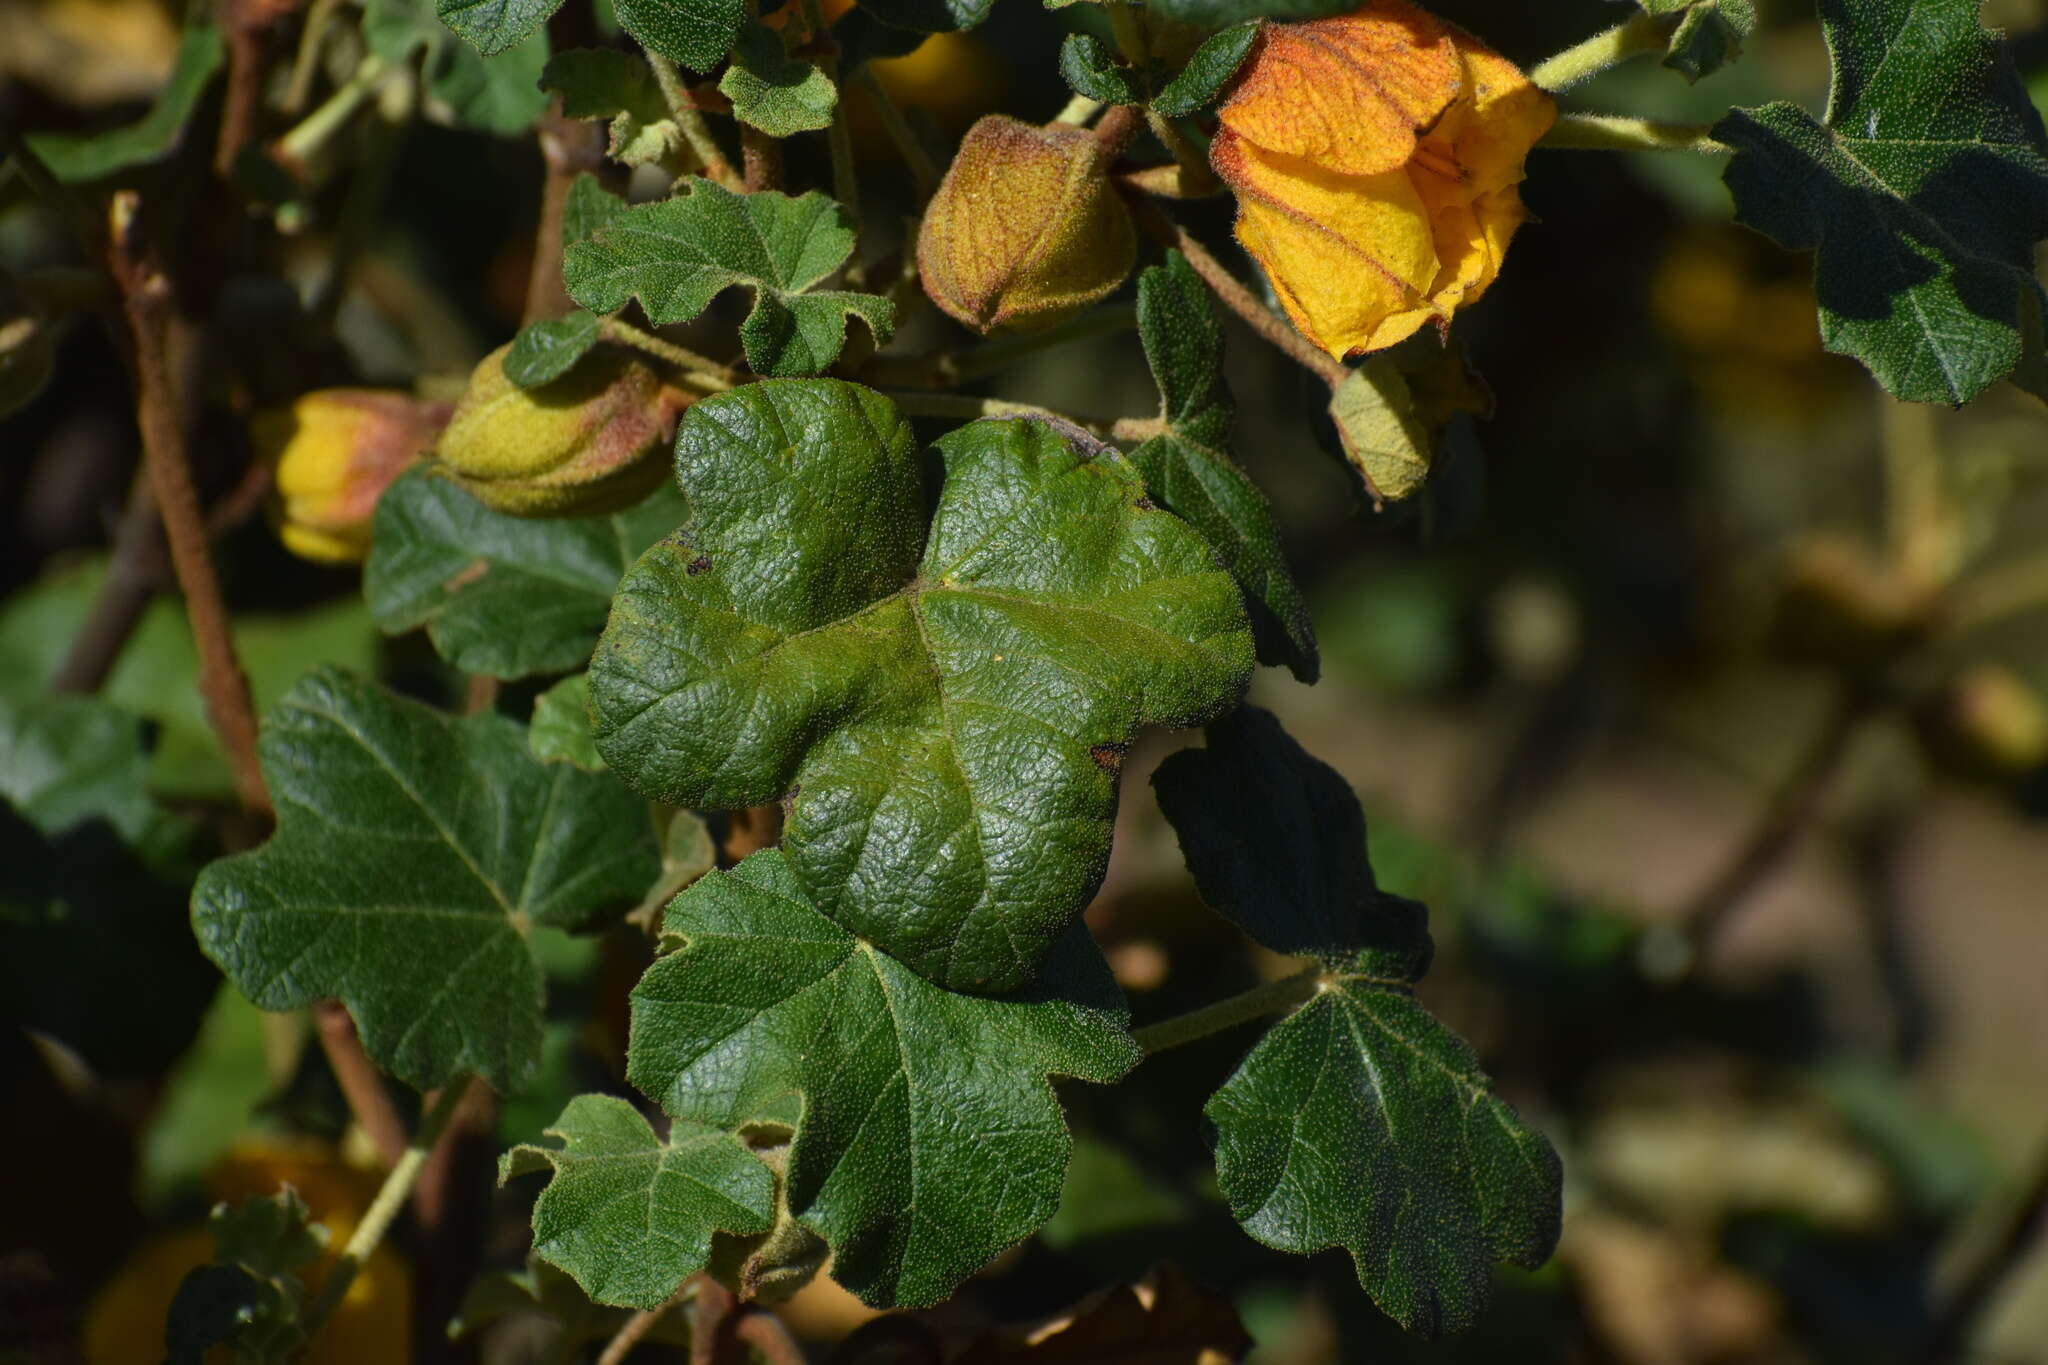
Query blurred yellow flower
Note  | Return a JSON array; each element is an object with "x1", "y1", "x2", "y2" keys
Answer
[
  {"x1": 1211, "y1": 0, "x2": 1554, "y2": 359},
  {"x1": 256, "y1": 391, "x2": 451, "y2": 565}
]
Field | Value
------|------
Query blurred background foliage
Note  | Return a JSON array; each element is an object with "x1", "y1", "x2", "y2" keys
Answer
[{"x1": 5, "y1": 0, "x2": 2048, "y2": 1361}]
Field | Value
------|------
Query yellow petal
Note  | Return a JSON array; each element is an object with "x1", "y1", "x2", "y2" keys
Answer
[
  {"x1": 1216, "y1": 129, "x2": 1441, "y2": 358},
  {"x1": 1218, "y1": 1, "x2": 1463, "y2": 179}
]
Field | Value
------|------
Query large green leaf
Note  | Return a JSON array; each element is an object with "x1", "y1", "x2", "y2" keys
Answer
[
  {"x1": 563, "y1": 182, "x2": 893, "y2": 377},
  {"x1": 590, "y1": 380, "x2": 1253, "y2": 991},
  {"x1": 192, "y1": 668, "x2": 662, "y2": 1092},
  {"x1": 25, "y1": 22, "x2": 224, "y2": 182},
  {"x1": 1714, "y1": 0, "x2": 2048, "y2": 404},
  {"x1": 502, "y1": 1095, "x2": 776, "y2": 1308},
  {"x1": 615, "y1": 0, "x2": 744, "y2": 72},
  {"x1": 1132, "y1": 252, "x2": 1317, "y2": 683},
  {"x1": 1153, "y1": 707, "x2": 1562, "y2": 1337},
  {"x1": 627, "y1": 850, "x2": 1139, "y2": 1307},
  {"x1": 366, "y1": 468, "x2": 685, "y2": 680}
]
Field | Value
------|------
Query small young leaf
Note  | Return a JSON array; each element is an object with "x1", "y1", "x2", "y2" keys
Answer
[
  {"x1": 505, "y1": 309, "x2": 604, "y2": 388},
  {"x1": 564, "y1": 182, "x2": 894, "y2": 377},
  {"x1": 1714, "y1": 0, "x2": 2048, "y2": 404},
  {"x1": 436, "y1": 0, "x2": 562, "y2": 55},
  {"x1": 192, "y1": 668, "x2": 662, "y2": 1091},
  {"x1": 720, "y1": 22, "x2": 837, "y2": 136},
  {"x1": 614, "y1": 0, "x2": 744, "y2": 72},
  {"x1": 211, "y1": 1188, "x2": 325, "y2": 1279},
  {"x1": 1638, "y1": 0, "x2": 1755, "y2": 82},
  {"x1": 1057, "y1": 35, "x2": 1144, "y2": 107},
  {"x1": 531, "y1": 673, "x2": 604, "y2": 769},
  {"x1": 628, "y1": 850, "x2": 1140, "y2": 1307},
  {"x1": 544, "y1": 48, "x2": 690, "y2": 167},
  {"x1": 1134, "y1": 252, "x2": 1317, "y2": 683},
  {"x1": 1153, "y1": 707, "x2": 1563, "y2": 1338},
  {"x1": 366, "y1": 469, "x2": 686, "y2": 679},
  {"x1": 1327, "y1": 360, "x2": 1433, "y2": 505},
  {"x1": 1151, "y1": 23, "x2": 1258, "y2": 118},
  {"x1": 591, "y1": 380, "x2": 1253, "y2": 991},
  {"x1": 26, "y1": 22, "x2": 225, "y2": 183},
  {"x1": 502, "y1": 1095, "x2": 777, "y2": 1308}
]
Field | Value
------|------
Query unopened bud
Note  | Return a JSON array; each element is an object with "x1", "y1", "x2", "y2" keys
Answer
[
  {"x1": 256, "y1": 390, "x2": 451, "y2": 564},
  {"x1": 917, "y1": 114, "x2": 1135, "y2": 334},
  {"x1": 434, "y1": 343, "x2": 691, "y2": 518}
]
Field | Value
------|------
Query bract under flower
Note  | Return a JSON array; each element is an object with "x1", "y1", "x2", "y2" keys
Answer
[{"x1": 1211, "y1": 0, "x2": 1555, "y2": 359}]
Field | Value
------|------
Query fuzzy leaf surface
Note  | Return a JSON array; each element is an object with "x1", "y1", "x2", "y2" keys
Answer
[
  {"x1": 434, "y1": 0, "x2": 560, "y2": 54},
  {"x1": 564, "y1": 182, "x2": 892, "y2": 376},
  {"x1": 530, "y1": 674, "x2": 603, "y2": 770},
  {"x1": 366, "y1": 469, "x2": 686, "y2": 679},
  {"x1": 1639, "y1": 0, "x2": 1755, "y2": 80},
  {"x1": 591, "y1": 380, "x2": 1252, "y2": 991},
  {"x1": 628, "y1": 850, "x2": 1139, "y2": 1307},
  {"x1": 1714, "y1": 0, "x2": 2048, "y2": 403},
  {"x1": 1058, "y1": 35, "x2": 1143, "y2": 105},
  {"x1": 1133, "y1": 252, "x2": 1317, "y2": 683},
  {"x1": 502, "y1": 1094, "x2": 776, "y2": 1308},
  {"x1": 506, "y1": 309, "x2": 603, "y2": 387},
  {"x1": 1152, "y1": 23, "x2": 1258, "y2": 117},
  {"x1": 191, "y1": 668, "x2": 661, "y2": 1091},
  {"x1": 720, "y1": 22, "x2": 836, "y2": 135},
  {"x1": 615, "y1": 0, "x2": 744, "y2": 71},
  {"x1": 1156, "y1": 707, "x2": 1563, "y2": 1337},
  {"x1": 542, "y1": 49, "x2": 683, "y2": 167}
]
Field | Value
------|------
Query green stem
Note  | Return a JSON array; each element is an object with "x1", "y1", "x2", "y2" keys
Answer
[
  {"x1": 882, "y1": 390, "x2": 1159, "y2": 444},
  {"x1": 601, "y1": 319, "x2": 743, "y2": 389},
  {"x1": 300, "y1": 1077, "x2": 474, "y2": 1340},
  {"x1": 649, "y1": 54, "x2": 743, "y2": 190},
  {"x1": 1144, "y1": 110, "x2": 1222, "y2": 197},
  {"x1": 283, "y1": 0, "x2": 348, "y2": 114},
  {"x1": 1133, "y1": 967, "x2": 1324, "y2": 1057},
  {"x1": 1529, "y1": 14, "x2": 1674, "y2": 93},
  {"x1": 851, "y1": 66, "x2": 940, "y2": 196},
  {"x1": 864, "y1": 303, "x2": 1139, "y2": 387},
  {"x1": 1539, "y1": 113, "x2": 1729, "y2": 154},
  {"x1": 276, "y1": 54, "x2": 392, "y2": 168},
  {"x1": 801, "y1": 0, "x2": 863, "y2": 284},
  {"x1": 1053, "y1": 93, "x2": 1103, "y2": 127}
]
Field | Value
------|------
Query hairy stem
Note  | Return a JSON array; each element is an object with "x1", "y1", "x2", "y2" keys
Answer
[
  {"x1": 601, "y1": 318, "x2": 743, "y2": 389},
  {"x1": 107, "y1": 192, "x2": 271, "y2": 819},
  {"x1": 597, "y1": 1279, "x2": 695, "y2": 1365},
  {"x1": 883, "y1": 390, "x2": 1158, "y2": 443},
  {"x1": 732, "y1": 1311, "x2": 809, "y2": 1365},
  {"x1": 649, "y1": 56, "x2": 743, "y2": 190},
  {"x1": 1144, "y1": 110, "x2": 1222, "y2": 196},
  {"x1": 1134, "y1": 967, "x2": 1324, "y2": 1057},
  {"x1": 1539, "y1": 113, "x2": 1729, "y2": 154},
  {"x1": 862, "y1": 303, "x2": 1138, "y2": 387},
  {"x1": 1529, "y1": 13, "x2": 1674, "y2": 92},
  {"x1": 300, "y1": 1077, "x2": 475, "y2": 1338},
  {"x1": 1123, "y1": 193, "x2": 1348, "y2": 389},
  {"x1": 1053, "y1": 94, "x2": 1103, "y2": 127}
]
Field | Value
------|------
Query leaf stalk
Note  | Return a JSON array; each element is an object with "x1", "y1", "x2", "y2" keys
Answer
[
  {"x1": 1539, "y1": 112, "x2": 1729, "y2": 155},
  {"x1": 1529, "y1": 14, "x2": 1675, "y2": 93},
  {"x1": 1134, "y1": 966, "x2": 1324, "y2": 1057}
]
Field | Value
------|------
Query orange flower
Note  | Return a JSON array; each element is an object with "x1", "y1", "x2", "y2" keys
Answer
[
  {"x1": 256, "y1": 390, "x2": 451, "y2": 564},
  {"x1": 1211, "y1": 0, "x2": 1554, "y2": 358}
]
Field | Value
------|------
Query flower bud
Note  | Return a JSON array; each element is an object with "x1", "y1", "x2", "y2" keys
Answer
[
  {"x1": 255, "y1": 390, "x2": 451, "y2": 564},
  {"x1": 917, "y1": 114, "x2": 1136, "y2": 334},
  {"x1": 434, "y1": 343, "x2": 692, "y2": 518},
  {"x1": 1916, "y1": 665, "x2": 2048, "y2": 784}
]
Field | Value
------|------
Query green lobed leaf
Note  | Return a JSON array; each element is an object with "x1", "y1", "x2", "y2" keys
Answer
[
  {"x1": 1639, "y1": 0, "x2": 1756, "y2": 82},
  {"x1": 543, "y1": 49, "x2": 687, "y2": 168},
  {"x1": 856, "y1": 0, "x2": 994, "y2": 33},
  {"x1": 530, "y1": 673, "x2": 604, "y2": 769},
  {"x1": 436, "y1": 0, "x2": 562, "y2": 55},
  {"x1": 590, "y1": 380, "x2": 1253, "y2": 991},
  {"x1": 366, "y1": 468, "x2": 687, "y2": 679},
  {"x1": 614, "y1": 0, "x2": 744, "y2": 72},
  {"x1": 1133, "y1": 252, "x2": 1317, "y2": 683},
  {"x1": 1151, "y1": 22, "x2": 1258, "y2": 118},
  {"x1": 627, "y1": 850, "x2": 1140, "y2": 1307},
  {"x1": 505, "y1": 309, "x2": 604, "y2": 388},
  {"x1": 720, "y1": 21, "x2": 837, "y2": 136},
  {"x1": 563, "y1": 173, "x2": 629, "y2": 247},
  {"x1": 564, "y1": 182, "x2": 894, "y2": 377},
  {"x1": 0, "y1": 692, "x2": 192, "y2": 872},
  {"x1": 1058, "y1": 35, "x2": 1144, "y2": 107},
  {"x1": 502, "y1": 1094, "x2": 776, "y2": 1308},
  {"x1": 25, "y1": 22, "x2": 224, "y2": 182},
  {"x1": 1714, "y1": 0, "x2": 2048, "y2": 404},
  {"x1": 1153, "y1": 707, "x2": 1562, "y2": 1338},
  {"x1": 191, "y1": 668, "x2": 662, "y2": 1092}
]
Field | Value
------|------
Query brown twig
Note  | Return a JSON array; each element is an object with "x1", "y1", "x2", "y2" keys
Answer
[
  {"x1": 52, "y1": 477, "x2": 164, "y2": 693},
  {"x1": 410, "y1": 1080, "x2": 499, "y2": 1364},
  {"x1": 217, "y1": 0, "x2": 295, "y2": 177},
  {"x1": 313, "y1": 1002, "x2": 408, "y2": 1168},
  {"x1": 732, "y1": 1310, "x2": 809, "y2": 1365},
  {"x1": 1121, "y1": 192, "x2": 1348, "y2": 389},
  {"x1": 691, "y1": 1277, "x2": 737, "y2": 1365},
  {"x1": 526, "y1": 105, "x2": 607, "y2": 324},
  {"x1": 106, "y1": 192, "x2": 271, "y2": 818},
  {"x1": 1909, "y1": 1138, "x2": 2048, "y2": 1365},
  {"x1": 597, "y1": 1279, "x2": 696, "y2": 1365},
  {"x1": 742, "y1": 124, "x2": 784, "y2": 193},
  {"x1": 1674, "y1": 685, "x2": 1876, "y2": 958}
]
